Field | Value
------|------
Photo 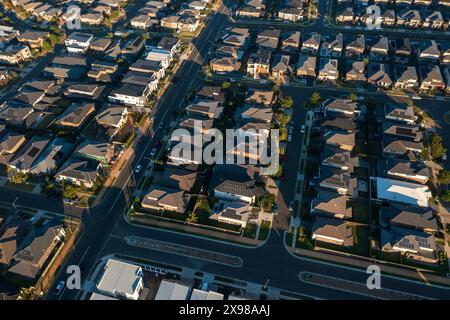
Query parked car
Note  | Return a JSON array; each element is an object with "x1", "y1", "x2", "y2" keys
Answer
[
  {"x1": 30, "y1": 216, "x2": 38, "y2": 225},
  {"x1": 150, "y1": 148, "x2": 158, "y2": 157},
  {"x1": 135, "y1": 165, "x2": 142, "y2": 173},
  {"x1": 288, "y1": 201, "x2": 294, "y2": 212},
  {"x1": 287, "y1": 134, "x2": 292, "y2": 142},
  {"x1": 300, "y1": 125, "x2": 306, "y2": 134},
  {"x1": 54, "y1": 281, "x2": 65, "y2": 296}
]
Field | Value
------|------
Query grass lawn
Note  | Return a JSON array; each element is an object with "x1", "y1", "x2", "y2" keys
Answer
[
  {"x1": 258, "y1": 220, "x2": 271, "y2": 241},
  {"x1": 4, "y1": 181, "x2": 36, "y2": 192},
  {"x1": 243, "y1": 223, "x2": 257, "y2": 239},
  {"x1": 296, "y1": 226, "x2": 314, "y2": 250},
  {"x1": 285, "y1": 229, "x2": 294, "y2": 247}
]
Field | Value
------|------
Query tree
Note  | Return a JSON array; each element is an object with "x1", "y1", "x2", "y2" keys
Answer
[
  {"x1": 221, "y1": 81, "x2": 231, "y2": 89},
  {"x1": 437, "y1": 170, "x2": 450, "y2": 184},
  {"x1": 430, "y1": 134, "x2": 447, "y2": 160},
  {"x1": 363, "y1": 57, "x2": 369, "y2": 66},
  {"x1": 186, "y1": 212, "x2": 198, "y2": 224},
  {"x1": 280, "y1": 96, "x2": 294, "y2": 108},
  {"x1": 272, "y1": 85, "x2": 280, "y2": 96},
  {"x1": 441, "y1": 190, "x2": 450, "y2": 202},
  {"x1": 348, "y1": 93, "x2": 357, "y2": 102},
  {"x1": 310, "y1": 92, "x2": 321, "y2": 106},
  {"x1": 10, "y1": 172, "x2": 28, "y2": 185},
  {"x1": 63, "y1": 184, "x2": 77, "y2": 200},
  {"x1": 48, "y1": 33, "x2": 59, "y2": 45},
  {"x1": 42, "y1": 40, "x2": 52, "y2": 53}
]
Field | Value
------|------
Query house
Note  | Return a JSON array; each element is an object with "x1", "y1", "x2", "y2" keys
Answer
[
  {"x1": 160, "y1": 15, "x2": 180, "y2": 30},
  {"x1": 236, "y1": 0, "x2": 265, "y2": 18},
  {"x1": 121, "y1": 37, "x2": 145, "y2": 63},
  {"x1": 222, "y1": 33, "x2": 249, "y2": 48},
  {"x1": 323, "y1": 129, "x2": 355, "y2": 151},
  {"x1": 7, "y1": 137, "x2": 50, "y2": 173},
  {"x1": 367, "y1": 63, "x2": 393, "y2": 89},
  {"x1": 55, "y1": 158, "x2": 100, "y2": 188},
  {"x1": 323, "y1": 98, "x2": 357, "y2": 117},
  {"x1": 0, "y1": 216, "x2": 31, "y2": 267},
  {"x1": 8, "y1": 224, "x2": 65, "y2": 280},
  {"x1": 383, "y1": 137, "x2": 424, "y2": 158},
  {"x1": 212, "y1": 179, "x2": 263, "y2": 204},
  {"x1": 256, "y1": 29, "x2": 281, "y2": 51},
  {"x1": 247, "y1": 49, "x2": 271, "y2": 79},
  {"x1": 154, "y1": 280, "x2": 190, "y2": 300},
  {"x1": 188, "y1": 0, "x2": 206, "y2": 10},
  {"x1": 196, "y1": 86, "x2": 225, "y2": 103},
  {"x1": 384, "y1": 104, "x2": 417, "y2": 124},
  {"x1": 336, "y1": 7, "x2": 354, "y2": 23},
  {"x1": 398, "y1": 10, "x2": 422, "y2": 28},
  {"x1": 210, "y1": 57, "x2": 240, "y2": 73},
  {"x1": 237, "y1": 104, "x2": 273, "y2": 123},
  {"x1": 281, "y1": 31, "x2": 301, "y2": 52},
  {"x1": 157, "y1": 37, "x2": 181, "y2": 58},
  {"x1": 392, "y1": 38, "x2": 412, "y2": 60},
  {"x1": 108, "y1": 83, "x2": 151, "y2": 107},
  {"x1": 210, "y1": 200, "x2": 251, "y2": 228},
  {"x1": 0, "y1": 132, "x2": 26, "y2": 165},
  {"x1": 311, "y1": 190, "x2": 352, "y2": 220},
  {"x1": 209, "y1": 164, "x2": 264, "y2": 204},
  {"x1": 55, "y1": 102, "x2": 95, "y2": 128},
  {"x1": 312, "y1": 217, "x2": 353, "y2": 246},
  {"x1": 301, "y1": 33, "x2": 321, "y2": 54},
  {"x1": 416, "y1": 40, "x2": 441, "y2": 62},
  {"x1": 0, "y1": 103, "x2": 33, "y2": 126},
  {"x1": 369, "y1": 35, "x2": 390, "y2": 58},
  {"x1": 178, "y1": 16, "x2": 200, "y2": 32},
  {"x1": 277, "y1": 0, "x2": 304, "y2": 21},
  {"x1": 29, "y1": 138, "x2": 71, "y2": 176},
  {"x1": 379, "y1": 204, "x2": 437, "y2": 233},
  {"x1": 0, "y1": 44, "x2": 32, "y2": 65},
  {"x1": 321, "y1": 146, "x2": 354, "y2": 171},
  {"x1": 76, "y1": 140, "x2": 114, "y2": 164},
  {"x1": 179, "y1": 117, "x2": 214, "y2": 134},
  {"x1": 380, "y1": 159, "x2": 430, "y2": 184},
  {"x1": 185, "y1": 101, "x2": 223, "y2": 119},
  {"x1": 17, "y1": 31, "x2": 49, "y2": 49},
  {"x1": 246, "y1": 89, "x2": 274, "y2": 106},
  {"x1": 0, "y1": 25, "x2": 19, "y2": 43},
  {"x1": 380, "y1": 227, "x2": 437, "y2": 264},
  {"x1": 321, "y1": 116, "x2": 356, "y2": 133},
  {"x1": 95, "y1": 105, "x2": 128, "y2": 131},
  {"x1": 321, "y1": 33, "x2": 344, "y2": 58},
  {"x1": 131, "y1": 15, "x2": 155, "y2": 29},
  {"x1": 318, "y1": 59, "x2": 339, "y2": 82},
  {"x1": 80, "y1": 13, "x2": 104, "y2": 25},
  {"x1": 130, "y1": 59, "x2": 165, "y2": 80},
  {"x1": 345, "y1": 35, "x2": 365, "y2": 58},
  {"x1": 419, "y1": 65, "x2": 445, "y2": 92},
  {"x1": 65, "y1": 84, "x2": 107, "y2": 101},
  {"x1": 153, "y1": 167, "x2": 198, "y2": 192},
  {"x1": 380, "y1": 9, "x2": 396, "y2": 27},
  {"x1": 375, "y1": 177, "x2": 432, "y2": 207},
  {"x1": 382, "y1": 122, "x2": 422, "y2": 142},
  {"x1": 444, "y1": 67, "x2": 450, "y2": 95},
  {"x1": 64, "y1": 32, "x2": 94, "y2": 54},
  {"x1": 296, "y1": 55, "x2": 316, "y2": 81},
  {"x1": 90, "y1": 38, "x2": 113, "y2": 52},
  {"x1": 423, "y1": 11, "x2": 445, "y2": 29},
  {"x1": 394, "y1": 66, "x2": 419, "y2": 89},
  {"x1": 96, "y1": 258, "x2": 144, "y2": 300},
  {"x1": 141, "y1": 185, "x2": 189, "y2": 214},
  {"x1": 271, "y1": 54, "x2": 292, "y2": 83},
  {"x1": 88, "y1": 61, "x2": 119, "y2": 83},
  {"x1": 318, "y1": 166, "x2": 357, "y2": 195},
  {"x1": 146, "y1": 49, "x2": 172, "y2": 69},
  {"x1": 345, "y1": 61, "x2": 366, "y2": 83}
]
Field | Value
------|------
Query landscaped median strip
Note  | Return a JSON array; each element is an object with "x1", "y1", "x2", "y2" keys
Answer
[
  {"x1": 125, "y1": 236, "x2": 243, "y2": 268},
  {"x1": 298, "y1": 271, "x2": 434, "y2": 300}
]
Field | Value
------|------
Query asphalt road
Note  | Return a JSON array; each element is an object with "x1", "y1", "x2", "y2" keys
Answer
[{"x1": 2, "y1": 0, "x2": 450, "y2": 301}]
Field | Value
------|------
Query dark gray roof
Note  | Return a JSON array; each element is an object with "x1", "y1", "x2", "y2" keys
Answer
[{"x1": 380, "y1": 204, "x2": 437, "y2": 231}]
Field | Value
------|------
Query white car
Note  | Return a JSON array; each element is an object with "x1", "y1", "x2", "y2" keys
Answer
[
  {"x1": 287, "y1": 134, "x2": 292, "y2": 142},
  {"x1": 135, "y1": 165, "x2": 142, "y2": 173},
  {"x1": 300, "y1": 125, "x2": 306, "y2": 134},
  {"x1": 54, "y1": 281, "x2": 65, "y2": 296},
  {"x1": 30, "y1": 216, "x2": 38, "y2": 225},
  {"x1": 150, "y1": 148, "x2": 157, "y2": 157}
]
